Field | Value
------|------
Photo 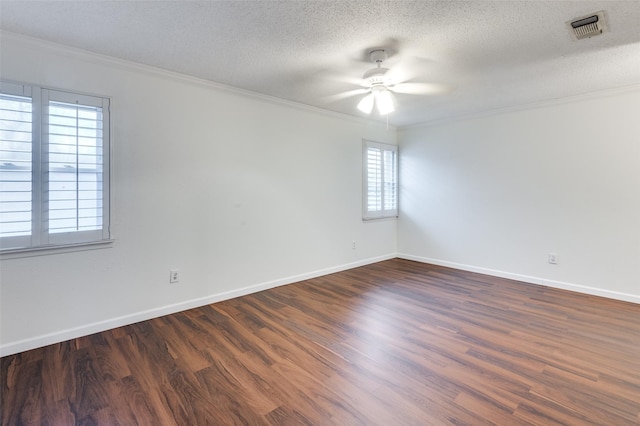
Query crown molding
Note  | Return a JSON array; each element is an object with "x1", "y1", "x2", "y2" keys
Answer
[
  {"x1": 402, "y1": 82, "x2": 640, "y2": 130},
  {"x1": 1, "y1": 30, "x2": 395, "y2": 130}
]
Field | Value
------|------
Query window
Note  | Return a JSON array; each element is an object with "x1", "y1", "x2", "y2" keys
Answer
[
  {"x1": 0, "y1": 81, "x2": 110, "y2": 252},
  {"x1": 363, "y1": 139, "x2": 397, "y2": 220}
]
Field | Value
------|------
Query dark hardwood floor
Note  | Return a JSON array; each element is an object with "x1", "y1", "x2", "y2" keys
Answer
[{"x1": 2, "y1": 259, "x2": 640, "y2": 425}]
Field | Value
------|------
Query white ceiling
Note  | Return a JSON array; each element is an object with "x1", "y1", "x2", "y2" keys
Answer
[{"x1": 1, "y1": 1, "x2": 640, "y2": 127}]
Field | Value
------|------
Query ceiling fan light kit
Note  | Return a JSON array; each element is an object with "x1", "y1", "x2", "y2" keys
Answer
[
  {"x1": 373, "y1": 86, "x2": 395, "y2": 115},
  {"x1": 357, "y1": 93, "x2": 375, "y2": 114},
  {"x1": 357, "y1": 85, "x2": 395, "y2": 115}
]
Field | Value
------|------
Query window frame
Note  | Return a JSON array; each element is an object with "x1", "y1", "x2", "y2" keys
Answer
[
  {"x1": 362, "y1": 139, "x2": 398, "y2": 220},
  {"x1": 0, "y1": 80, "x2": 111, "y2": 254}
]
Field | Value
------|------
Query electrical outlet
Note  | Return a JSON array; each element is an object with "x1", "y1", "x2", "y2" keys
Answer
[
  {"x1": 548, "y1": 253, "x2": 558, "y2": 265},
  {"x1": 352, "y1": 240, "x2": 356, "y2": 250},
  {"x1": 170, "y1": 269, "x2": 180, "y2": 283}
]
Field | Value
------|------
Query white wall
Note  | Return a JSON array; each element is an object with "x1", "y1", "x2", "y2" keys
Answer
[
  {"x1": 398, "y1": 88, "x2": 640, "y2": 303},
  {"x1": 0, "y1": 33, "x2": 397, "y2": 356}
]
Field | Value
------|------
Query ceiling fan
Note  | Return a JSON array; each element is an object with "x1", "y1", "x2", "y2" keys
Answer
[
  {"x1": 333, "y1": 48, "x2": 452, "y2": 116},
  {"x1": 357, "y1": 49, "x2": 396, "y2": 115}
]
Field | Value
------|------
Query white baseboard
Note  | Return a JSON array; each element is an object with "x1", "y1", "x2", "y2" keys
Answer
[
  {"x1": 0, "y1": 254, "x2": 395, "y2": 357},
  {"x1": 397, "y1": 253, "x2": 640, "y2": 305}
]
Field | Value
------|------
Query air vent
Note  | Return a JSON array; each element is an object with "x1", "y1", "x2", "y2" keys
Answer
[{"x1": 567, "y1": 11, "x2": 607, "y2": 40}]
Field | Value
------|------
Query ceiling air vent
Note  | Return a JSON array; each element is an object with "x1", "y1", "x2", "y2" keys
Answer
[{"x1": 567, "y1": 11, "x2": 607, "y2": 40}]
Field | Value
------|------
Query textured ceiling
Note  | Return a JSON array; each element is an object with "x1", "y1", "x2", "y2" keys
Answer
[{"x1": 1, "y1": 1, "x2": 640, "y2": 127}]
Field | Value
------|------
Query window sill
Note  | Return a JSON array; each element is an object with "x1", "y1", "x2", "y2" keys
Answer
[
  {"x1": 362, "y1": 215, "x2": 398, "y2": 222},
  {"x1": 0, "y1": 239, "x2": 114, "y2": 260}
]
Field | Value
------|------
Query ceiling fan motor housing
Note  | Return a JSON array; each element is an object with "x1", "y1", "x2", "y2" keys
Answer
[
  {"x1": 363, "y1": 49, "x2": 391, "y2": 86},
  {"x1": 363, "y1": 67, "x2": 390, "y2": 85}
]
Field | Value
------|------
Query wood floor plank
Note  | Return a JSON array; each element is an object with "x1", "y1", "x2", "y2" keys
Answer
[{"x1": 2, "y1": 258, "x2": 640, "y2": 425}]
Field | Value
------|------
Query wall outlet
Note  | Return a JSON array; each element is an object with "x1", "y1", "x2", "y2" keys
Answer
[
  {"x1": 169, "y1": 269, "x2": 180, "y2": 283},
  {"x1": 352, "y1": 240, "x2": 356, "y2": 250},
  {"x1": 548, "y1": 253, "x2": 558, "y2": 265}
]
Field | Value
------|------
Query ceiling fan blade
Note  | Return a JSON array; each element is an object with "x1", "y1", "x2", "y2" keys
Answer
[
  {"x1": 321, "y1": 88, "x2": 370, "y2": 103},
  {"x1": 391, "y1": 82, "x2": 454, "y2": 96},
  {"x1": 385, "y1": 55, "x2": 440, "y2": 85},
  {"x1": 322, "y1": 73, "x2": 368, "y2": 87}
]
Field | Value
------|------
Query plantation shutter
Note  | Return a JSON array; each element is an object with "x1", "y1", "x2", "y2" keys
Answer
[
  {"x1": 43, "y1": 89, "x2": 110, "y2": 245},
  {"x1": 367, "y1": 146, "x2": 382, "y2": 212},
  {"x1": 0, "y1": 82, "x2": 110, "y2": 252},
  {"x1": 363, "y1": 140, "x2": 398, "y2": 220},
  {"x1": 0, "y1": 84, "x2": 33, "y2": 248},
  {"x1": 383, "y1": 148, "x2": 397, "y2": 212}
]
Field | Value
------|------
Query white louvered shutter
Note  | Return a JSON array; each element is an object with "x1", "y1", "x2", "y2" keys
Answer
[
  {"x1": 0, "y1": 86, "x2": 33, "y2": 248},
  {"x1": 0, "y1": 82, "x2": 110, "y2": 252},
  {"x1": 363, "y1": 140, "x2": 398, "y2": 220},
  {"x1": 43, "y1": 90, "x2": 110, "y2": 246}
]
